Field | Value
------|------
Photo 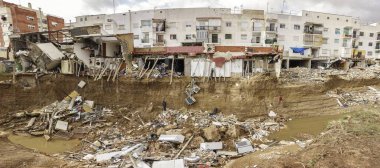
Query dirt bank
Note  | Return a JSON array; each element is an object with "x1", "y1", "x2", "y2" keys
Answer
[{"x1": 1, "y1": 74, "x2": 379, "y2": 121}]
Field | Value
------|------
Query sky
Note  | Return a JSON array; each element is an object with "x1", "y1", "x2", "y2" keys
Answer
[{"x1": 5, "y1": 0, "x2": 380, "y2": 24}]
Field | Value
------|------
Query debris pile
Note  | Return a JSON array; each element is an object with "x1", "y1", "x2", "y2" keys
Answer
[
  {"x1": 58, "y1": 108, "x2": 286, "y2": 167},
  {"x1": 281, "y1": 66, "x2": 380, "y2": 84},
  {"x1": 327, "y1": 86, "x2": 380, "y2": 107},
  {"x1": 8, "y1": 85, "x2": 111, "y2": 140}
]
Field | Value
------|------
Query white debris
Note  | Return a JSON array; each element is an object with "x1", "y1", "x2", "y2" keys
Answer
[
  {"x1": 55, "y1": 120, "x2": 68, "y2": 131},
  {"x1": 235, "y1": 138, "x2": 254, "y2": 154},
  {"x1": 268, "y1": 111, "x2": 277, "y2": 118},
  {"x1": 152, "y1": 159, "x2": 185, "y2": 168},
  {"x1": 158, "y1": 135, "x2": 185, "y2": 143},
  {"x1": 83, "y1": 154, "x2": 95, "y2": 160},
  {"x1": 200, "y1": 142, "x2": 223, "y2": 151},
  {"x1": 78, "y1": 80, "x2": 87, "y2": 88}
]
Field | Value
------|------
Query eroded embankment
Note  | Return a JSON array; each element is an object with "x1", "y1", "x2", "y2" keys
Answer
[{"x1": 0, "y1": 74, "x2": 379, "y2": 120}]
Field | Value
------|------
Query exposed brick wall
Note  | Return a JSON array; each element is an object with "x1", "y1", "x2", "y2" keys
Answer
[
  {"x1": 2, "y1": 1, "x2": 38, "y2": 33},
  {"x1": 47, "y1": 15, "x2": 64, "y2": 42}
]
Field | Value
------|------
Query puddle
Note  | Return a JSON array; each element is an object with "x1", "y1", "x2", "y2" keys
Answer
[
  {"x1": 268, "y1": 114, "x2": 346, "y2": 141},
  {"x1": 8, "y1": 135, "x2": 81, "y2": 154}
]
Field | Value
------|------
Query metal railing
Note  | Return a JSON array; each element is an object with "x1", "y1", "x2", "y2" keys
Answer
[
  {"x1": 196, "y1": 26, "x2": 221, "y2": 32},
  {"x1": 303, "y1": 34, "x2": 323, "y2": 46}
]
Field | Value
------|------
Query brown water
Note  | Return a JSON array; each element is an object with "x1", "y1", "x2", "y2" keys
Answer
[
  {"x1": 268, "y1": 114, "x2": 346, "y2": 141},
  {"x1": 8, "y1": 135, "x2": 81, "y2": 154}
]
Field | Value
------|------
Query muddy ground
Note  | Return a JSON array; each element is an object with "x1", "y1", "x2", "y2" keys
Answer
[{"x1": 0, "y1": 73, "x2": 379, "y2": 168}]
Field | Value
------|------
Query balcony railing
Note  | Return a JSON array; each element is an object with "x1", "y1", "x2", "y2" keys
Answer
[
  {"x1": 195, "y1": 38, "x2": 221, "y2": 43},
  {"x1": 266, "y1": 27, "x2": 276, "y2": 32},
  {"x1": 304, "y1": 34, "x2": 323, "y2": 47},
  {"x1": 251, "y1": 38, "x2": 261, "y2": 44},
  {"x1": 153, "y1": 39, "x2": 166, "y2": 46},
  {"x1": 252, "y1": 27, "x2": 262, "y2": 31},
  {"x1": 304, "y1": 30, "x2": 323, "y2": 34},
  {"x1": 196, "y1": 26, "x2": 221, "y2": 32}
]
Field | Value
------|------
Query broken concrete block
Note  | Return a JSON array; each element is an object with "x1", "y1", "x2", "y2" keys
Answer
[
  {"x1": 226, "y1": 125, "x2": 240, "y2": 138},
  {"x1": 158, "y1": 135, "x2": 185, "y2": 143},
  {"x1": 216, "y1": 151, "x2": 238, "y2": 156},
  {"x1": 152, "y1": 159, "x2": 185, "y2": 168},
  {"x1": 83, "y1": 154, "x2": 94, "y2": 160},
  {"x1": 78, "y1": 80, "x2": 86, "y2": 88},
  {"x1": 200, "y1": 142, "x2": 223, "y2": 150},
  {"x1": 55, "y1": 120, "x2": 68, "y2": 131},
  {"x1": 202, "y1": 125, "x2": 221, "y2": 142},
  {"x1": 235, "y1": 139, "x2": 254, "y2": 154}
]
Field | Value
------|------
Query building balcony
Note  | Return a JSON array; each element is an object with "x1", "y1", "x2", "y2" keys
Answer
[
  {"x1": 252, "y1": 27, "x2": 262, "y2": 32},
  {"x1": 265, "y1": 27, "x2": 276, "y2": 32},
  {"x1": 303, "y1": 34, "x2": 323, "y2": 47},
  {"x1": 265, "y1": 38, "x2": 277, "y2": 44},
  {"x1": 141, "y1": 39, "x2": 150, "y2": 43},
  {"x1": 196, "y1": 26, "x2": 221, "y2": 32},
  {"x1": 251, "y1": 39, "x2": 261, "y2": 44},
  {"x1": 153, "y1": 40, "x2": 166, "y2": 46}
]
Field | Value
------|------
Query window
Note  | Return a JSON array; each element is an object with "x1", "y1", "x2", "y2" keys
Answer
[
  {"x1": 369, "y1": 42, "x2": 373, "y2": 46},
  {"x1": 368, "y1": 51, "x2": 373, "y2": 56},
  {"x1": 323, "y1": 28, "x2": 329, "y2": 32},
  {"x1": 335, "y1": 28, "x2": 340, "y2": 35},
  {"x1": 185, "y1": 34, "x2": 192, "y2": 40},
  {"x1": 141, "y1": 20, "x2": 151, "y2": 27},
  {"x1": 27, "y1": 24, "x2": 35, "y2": 30},
  {"x1": 170, "y1": 34, "x2": 177, "y2": 40},
  {"x1": 185, "y1": 24, "x2": 191, "y2": 28},
  {"x1": 142, "y1": 32, "x2": 149, "y2": 43},
  {"x1": 359, "y1": 42, "x2": 363, "y2": 46},
  {"x1": 107, "y1": 19, "x2": 112, "y2": 22},
  {"x1": 334, "y1": 39, "x2": 339, "y2": 44},
  {"x1": 241, "y1": 34, "x2": 247, "y2": 40},
  {"x1": 225, "y1": 34, "x2": 232, "y2": 39},
  {"x1": 293, "y1": 36, "x2": 299, "y2": 42},
  {"x1": 323, "y1": 38, "x2": 328, "y2": 44},
  {"x1": 80, "y1": 18, "x2": 83, "y2": 22},
  {"x1": 359, "y1": 32, "x2": 364, "y2": 36},
  {"x1": 51, "y1": 22, "x2": 58, "y2": 27},
  {"x1": 280, "y1": 24, "x2": 285, "y2": 29},
  {"x1": 118, "y1": 25, "x2": 125, "y2": 30},
  {"x1": 327, "y1": 17, "x2": 330, "y2": 19},
  {"x1": 26, "y1": 16, "x2": 34, "y2": 21},
  {"x1": 317, "y1": 16, "x2": 320, "y2": 18},
  {"x1": 346, "y1": 19, "x2": 349, "y2": 22},
  {"x1": 226, "y1": 22, "x2": 232, "y2": 27},
  {"x1": 84, "y1": 17, "x2": 87, "y2": 21},
  {"x1": 134, "y1": 35, "x2": 139, "y2": 39},
  {"x1": 337, "y1": 18, "x2": 340, "y2": 20},
  {"x1": 370, "y1": 33, "x2": 374, "y2": 37},
  {"x1": 294, "y1": 24, "x2": 300, "y2": 30},
  {"x1": 105, "y1": 24, "x2": 111, "y2": 30}
]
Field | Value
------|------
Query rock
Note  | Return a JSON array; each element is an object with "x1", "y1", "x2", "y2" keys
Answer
[
  {"x1": 226, "y1": 125, "x2": 240, "y2": 138},
  {"x1": 202, "y1": 125, "x2": 221, "y2": 141},
  {"x1": 164, "y1": 124, "x2": 177, "y2": 130},
  {"x1": 190, "y1": 136, "x2": 204, "y2": 149},
  {"x1": 93, "y1": 141, "x2": 102, "y2": 148},
  {"x1": 157, "y1": 128, "x2": 166, "y2": 135}
]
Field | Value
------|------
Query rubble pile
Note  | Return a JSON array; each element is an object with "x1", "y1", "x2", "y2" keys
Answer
[
  {"x1": 281, "y1": 66, "x2": 380, "y2": 84},
  {"x1": 8, "y1": 83, "x2": 111, "y2": 140},
  {"x1": 327, "y1": 86, "x2": 380, "y2": 107},
  {"x1": 57, "y1": 108, "x2": 287, "y2": 167}
]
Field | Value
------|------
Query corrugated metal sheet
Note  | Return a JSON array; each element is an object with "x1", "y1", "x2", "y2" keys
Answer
[{"x1": 215, "y1": 46, "x2": 245, "y2": 52}]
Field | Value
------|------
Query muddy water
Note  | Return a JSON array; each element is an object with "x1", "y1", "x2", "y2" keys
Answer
[
  {"x1": 268, "y1": 114, "x2": 346, "y2": 141},
  {"x1": 8, "y1": 135, "x2": 81, "y2": 154}
]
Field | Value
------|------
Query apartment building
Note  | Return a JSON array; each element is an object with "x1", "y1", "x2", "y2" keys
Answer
[
  {"x1": 0, "y1": 0, "x2": 65, "y2": 50},
  {"x1": 71, "y1": 8, "x2": 380, "y2": 70}
]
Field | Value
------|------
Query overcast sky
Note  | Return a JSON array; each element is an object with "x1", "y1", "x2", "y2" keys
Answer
[{"x1": 5, "y1": 0, "x2": 379, "y2": 23}]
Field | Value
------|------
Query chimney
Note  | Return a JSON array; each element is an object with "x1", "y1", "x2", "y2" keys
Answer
[{"x1": 28, "y1": 2, "x2": 32, "y2": 8}]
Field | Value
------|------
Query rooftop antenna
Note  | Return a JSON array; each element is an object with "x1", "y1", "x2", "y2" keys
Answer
[{"x1": 281, "y1": 0, "x2": 286, "y2": 13}]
